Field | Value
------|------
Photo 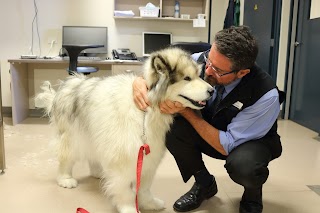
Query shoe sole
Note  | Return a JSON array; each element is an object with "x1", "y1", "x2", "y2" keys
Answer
[
  {"x1": 173, "y1": 188, "x2": 218, "y2": 212},
  {"x1": 206, "y1": 187, "x2": 218, "y2": 198},
  {"x1": 173, "y1": 203, "x2": 202, "y2": 212}
]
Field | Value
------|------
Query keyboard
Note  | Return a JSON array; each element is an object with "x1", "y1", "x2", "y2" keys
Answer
[
  {"x1": 78, "y1": 56, "x2": 102, "y2": 60},
  {"x1": 62, "y1": 56, "x2": 102, "y2": 61}
]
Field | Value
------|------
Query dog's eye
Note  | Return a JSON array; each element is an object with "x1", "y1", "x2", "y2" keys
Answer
[{"x1": 184, "y1": 76, "x2": 191, "y2": 81}]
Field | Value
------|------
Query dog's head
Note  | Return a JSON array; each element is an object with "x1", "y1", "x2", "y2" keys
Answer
[{"x1": 143, "y1": 47, "x2": 213, "y2": 110}]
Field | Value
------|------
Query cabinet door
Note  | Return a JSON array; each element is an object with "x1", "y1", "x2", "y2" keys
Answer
[{"x1": 112, "y1": 64, "x2": 143, "y2": 76}]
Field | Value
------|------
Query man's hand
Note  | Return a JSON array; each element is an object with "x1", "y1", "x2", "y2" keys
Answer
[
  {"x1": 133, "y1": 77, "x2": 150, "y2": 110},
  {"x1": 159, "y1": 100, "x2": 186, "y2": 114}
]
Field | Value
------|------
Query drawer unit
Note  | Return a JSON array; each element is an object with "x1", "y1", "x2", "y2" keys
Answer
[{"x1": 112, "y1": 64, "x2": 143, "y2": 76}]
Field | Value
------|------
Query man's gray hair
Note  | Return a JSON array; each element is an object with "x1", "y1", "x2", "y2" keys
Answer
[{"x1": 214, "y1": 25, "x2": 258, "y2": 71}]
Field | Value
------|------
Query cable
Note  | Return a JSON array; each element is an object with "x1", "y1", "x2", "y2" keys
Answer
[
  {"x1": 44, "y1": 40, "x2": 55, "y2": 58},
  {"x1": 31, "y1": 0, "x2": 41, "y2": 56}
]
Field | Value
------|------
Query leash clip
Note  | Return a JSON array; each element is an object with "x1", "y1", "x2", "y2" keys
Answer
[{"x1": 141, "y1": 134, "x2": 147, "y2": 144}]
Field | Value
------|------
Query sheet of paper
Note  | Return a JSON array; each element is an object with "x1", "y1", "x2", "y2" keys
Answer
[{"x1": 193, "y1": 19, "x2": 206, "y2": 28}]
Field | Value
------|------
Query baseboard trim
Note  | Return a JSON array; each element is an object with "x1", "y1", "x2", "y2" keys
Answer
[
  {"x1": 2, "y1": 107, "x2": 12, "y2": 117},
  {"x1": 2, "y1": 107, "x2": 45, "y2": 118}
]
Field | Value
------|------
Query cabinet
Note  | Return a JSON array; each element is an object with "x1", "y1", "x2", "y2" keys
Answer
[
  {"x1": 114, "y1": 0, "x2": 209, "y2": 22},
  {"x1": 112, "y1": 64, "x2": 143, "y2": 76}
]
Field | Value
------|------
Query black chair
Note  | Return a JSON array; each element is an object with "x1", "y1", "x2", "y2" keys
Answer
[
  {"x1": 62, "y1": 44, "x2": 104, "y2": 75},
  {"x1": 170, "y1": 42, "x2": 211, "y2": 54}
]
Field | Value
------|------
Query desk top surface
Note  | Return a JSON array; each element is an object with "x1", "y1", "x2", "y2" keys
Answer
[{"x1": 8, "y1": 58, "x2": 144, "y2": 65}]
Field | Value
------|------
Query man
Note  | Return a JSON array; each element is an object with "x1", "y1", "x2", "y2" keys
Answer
[{"x1": 133, "y1": 26, "x2": 284, "y2": 213}]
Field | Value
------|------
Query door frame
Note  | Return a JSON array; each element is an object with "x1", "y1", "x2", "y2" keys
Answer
[
  {"x1": 270, "y1": 0, "x2": 283, "y2": 80},
  {"x1": 284, "y1": 0, "x2": 299, "y2": 119}
]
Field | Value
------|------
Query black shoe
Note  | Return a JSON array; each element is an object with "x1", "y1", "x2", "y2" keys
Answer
[
  {"x1": 173, "y1": 180, "x2": 218, "y2": 212},
  {"x1": 239, "y1": 200, "x2": 263, "y2": 213}
]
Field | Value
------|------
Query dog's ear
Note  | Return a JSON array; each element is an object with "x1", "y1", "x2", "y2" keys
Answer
[
  {"x1": 149, "y1": 54, "x2": 171, "y2": 88},
  {"x1": 148, "y1": 54, "x2": 172, "y2": 104},
  {"x1": 153, "y1": 56, "x2": 170, "y2": 75}
]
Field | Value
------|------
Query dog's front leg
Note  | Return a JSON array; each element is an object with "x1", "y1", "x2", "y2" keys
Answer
[
  {"x1": 138, "y1": 173, "x2": 165, "y2": 211},
  {"x1": 105, "y1": 173, "x2": 137, "y2": 213},
  {"x1": 57, "y1": 159, "x2": 77, "y2": 188}
]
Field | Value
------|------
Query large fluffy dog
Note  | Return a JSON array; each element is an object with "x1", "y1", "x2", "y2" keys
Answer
[{"x1": 36, "y1": 47, "x2": 213, "y2": 213}]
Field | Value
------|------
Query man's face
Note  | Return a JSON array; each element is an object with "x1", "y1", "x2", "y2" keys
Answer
[{"x1": 204, "y1": 44, "x2": 239, "y2": 86}]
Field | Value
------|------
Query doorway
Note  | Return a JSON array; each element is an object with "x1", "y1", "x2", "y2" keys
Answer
[{"x1": 286, "y1": 0, "x2": 320, "y2": 133}]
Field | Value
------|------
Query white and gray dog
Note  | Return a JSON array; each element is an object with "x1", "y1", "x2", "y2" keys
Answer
[{"x1": 36, "y1": 47, "x2": 213, "y2": 213}]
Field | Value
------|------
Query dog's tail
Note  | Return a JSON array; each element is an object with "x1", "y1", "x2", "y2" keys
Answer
[{"x1": 35, "y1": 81, "x2": 56, "y2": 117}]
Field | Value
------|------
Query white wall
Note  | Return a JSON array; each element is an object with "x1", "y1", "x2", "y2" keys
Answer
[
  {"x1": 276, "y1": 0, "x2": 291, "y2": 92},
  {"x1": 0, "y1": 0, "x2": 210, "y2": 107},
  {"x1": 0, "y1": 0, "x2": 290, "y2": 108},
  {"x1": 310, "y1": 0, "x2": 320, "y2": 19}
]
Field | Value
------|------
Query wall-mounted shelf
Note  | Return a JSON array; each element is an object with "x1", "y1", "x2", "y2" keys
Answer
[
  {"x1": 114, "y1": 16, "x2": 206, "y2": 22},
  {"x1": 114, "y1": 0, "x2": 208, "y2": 21}
]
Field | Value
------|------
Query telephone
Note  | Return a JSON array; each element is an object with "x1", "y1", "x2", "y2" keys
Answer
[{"x1": 112, "y1": 48, "x2": 137, "y2": 60}]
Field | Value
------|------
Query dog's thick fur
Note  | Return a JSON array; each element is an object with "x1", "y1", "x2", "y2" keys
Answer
[{"x1": 36, "y1": 47, "x2": 212, "y2": 213}]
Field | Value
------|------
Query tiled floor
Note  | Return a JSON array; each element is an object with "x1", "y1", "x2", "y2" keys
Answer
[{"x1": 1, "y1": 117, "x2": 320, "y2": 213}]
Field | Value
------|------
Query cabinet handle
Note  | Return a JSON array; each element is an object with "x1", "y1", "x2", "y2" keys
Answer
[{"x1": 125, "y1": 69, "x2": 133, "y2": 73}]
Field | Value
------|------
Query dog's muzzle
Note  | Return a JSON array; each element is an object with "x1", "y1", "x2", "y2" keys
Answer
[{"x1": 179, "y1": 95, "x2": 207, "y2": 108}]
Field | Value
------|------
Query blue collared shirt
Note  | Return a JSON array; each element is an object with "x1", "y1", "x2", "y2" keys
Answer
[
  {"x1": 215, "y1": 81, "x2": 280, "y2": 155},
  {"x1": 192, "y1": 52, "x2": 280, "y2": 155}
]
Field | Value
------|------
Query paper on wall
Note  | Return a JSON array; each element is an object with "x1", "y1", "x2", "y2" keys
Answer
[{"x1": 193, "y1": 19, "x2": 206, "y2": 27}]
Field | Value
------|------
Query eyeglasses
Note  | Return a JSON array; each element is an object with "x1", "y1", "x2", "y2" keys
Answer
[{"x1": 203, "y1": 52, "x2": 238, "y2": 77}]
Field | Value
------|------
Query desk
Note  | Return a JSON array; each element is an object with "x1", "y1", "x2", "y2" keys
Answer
[{"x1": 8, "y1": 58, "x2": 143, "y2": 125}]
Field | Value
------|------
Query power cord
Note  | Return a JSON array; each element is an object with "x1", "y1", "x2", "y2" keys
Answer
[
  {"x1": 43, "y1": 40, "x2": 55, "y2": 58},
  {"x1": 31, "y1": 0, "x2": 41, "y2": 56}
]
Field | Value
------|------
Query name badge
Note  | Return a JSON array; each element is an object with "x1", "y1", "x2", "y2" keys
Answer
[{"x1": 233, "y1": 101, "x2": 243, "y2": 110}]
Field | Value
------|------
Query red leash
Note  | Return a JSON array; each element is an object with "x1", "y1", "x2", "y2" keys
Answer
[
  {"x1": 135, "y1": 144, "x2": 150, "y2": 212},
  {"x1": 76, "y1": 208, "x2": 90, "y2": 213},
  {"x1": 76, "y1": 144, "x2": 150, "y2": 213}
]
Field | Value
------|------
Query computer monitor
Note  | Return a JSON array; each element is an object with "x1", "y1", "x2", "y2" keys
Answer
[
  {"x1": 62, "y1": 26, "x2": 108, "y2": 55},
  {"x1": 142, "y1": 32, "x2": 172, "y2": 56}
]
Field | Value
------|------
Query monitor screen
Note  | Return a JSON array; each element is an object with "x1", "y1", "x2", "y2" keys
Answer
[
  {"x1": 62, "y1": 26, "x2": 108, "y2": 55},
  {"x1": 142, "y1": 32, "x2": 172, "y2": 56}
]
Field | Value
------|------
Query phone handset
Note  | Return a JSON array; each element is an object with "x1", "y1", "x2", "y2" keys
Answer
[
  {"x1": 112, "y1": 49, "x2": 120, "y2": 59},
  {"x1": 112, "y1": 48, "x2": 137, "y2": 60}
]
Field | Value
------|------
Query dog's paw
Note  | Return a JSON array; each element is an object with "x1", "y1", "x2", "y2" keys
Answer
[
  {"x1": 57, "y1": 177, "x2": 78, "y2": 188},
  {"x1": 141, "y1": 197, "x2": 165, "y2": 210}
]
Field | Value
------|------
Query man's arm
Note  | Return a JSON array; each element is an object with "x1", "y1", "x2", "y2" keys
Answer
[
  {"x1": 180, "y1": 108, "x2": 227, "y2": 155},
  {"x1": 219, "y1": 89, "x2": 280, "y2": 154},
  {"x1": 133, "y1": 77, "x2": 150, "y2": 110},
  {"x1": 159, "y1": 100, "x2": 227, "y2": 156}
]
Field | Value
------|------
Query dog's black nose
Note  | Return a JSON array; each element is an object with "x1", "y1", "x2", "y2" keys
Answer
[{"x1": 208, "y1": 89, "x2": 214, "y2": 97}]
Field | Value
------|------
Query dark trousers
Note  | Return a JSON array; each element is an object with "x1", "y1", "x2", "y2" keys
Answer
[{"x1": 166, "y1": 116, "x2": 282, "y2": 201}]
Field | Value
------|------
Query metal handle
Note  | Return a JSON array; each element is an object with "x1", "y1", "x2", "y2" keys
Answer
[
  {"x1": 125, "y1": 69, "x2": 134, "y2": 73},
  {"x1": 294, "y1": 41, "x2": 300, "y2": 47}
]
